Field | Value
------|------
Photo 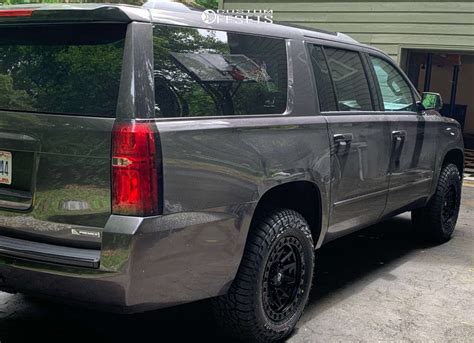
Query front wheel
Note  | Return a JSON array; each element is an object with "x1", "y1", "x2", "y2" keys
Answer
[
  {"x1": 412, "y1": 163, "x2": 462, "y2": 243},
  {"x1": 212, "y1": 209, "x2": 315, "y2": 342}
]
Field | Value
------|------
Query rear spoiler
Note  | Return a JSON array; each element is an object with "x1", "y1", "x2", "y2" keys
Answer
[{"x1": 0, "y1": 4, "x2": 151, "y2": 24}]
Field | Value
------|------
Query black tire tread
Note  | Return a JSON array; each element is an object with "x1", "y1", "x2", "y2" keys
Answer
[
  {"x1": 412, "y1": 163, "x2": 461, "y2": 243},
  {"x1": 212, "y1": 209, "x2": 314, "y2": 342}
]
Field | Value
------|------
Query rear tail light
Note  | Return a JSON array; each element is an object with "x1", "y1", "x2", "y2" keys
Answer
[
  {"x1": 0, "y1": 9, "x2": 34, "y2": 17},
  {"x1": 112, "y1": 121, "x2": 161, "y2": 216}
]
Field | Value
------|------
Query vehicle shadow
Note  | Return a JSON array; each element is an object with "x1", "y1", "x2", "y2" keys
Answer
[
  {"x1": 309, "y1": 215, "x2": 426, "y2": 303},
  {"x1": 0, "y1": 215, "x2": 433, "y2": 343}
]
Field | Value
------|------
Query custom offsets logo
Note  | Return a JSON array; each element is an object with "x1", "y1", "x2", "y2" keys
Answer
[{"x1": 202, "y1": 9, "x2": 274, "y2": 25}]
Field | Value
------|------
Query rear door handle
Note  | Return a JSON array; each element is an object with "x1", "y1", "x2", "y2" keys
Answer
[
  {"x1": 392, "y1": 130, "x2": 406, "y2": 141},
  {"x1": 333, "y1": 133, "x2": 353, "y2": 146}
]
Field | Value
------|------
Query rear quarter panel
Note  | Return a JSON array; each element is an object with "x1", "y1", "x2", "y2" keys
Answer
[
  {"x1": 157, "y1": 117, "x2": 330, "y2": 214},
  {"x1": 134, "y1": 116, "x2": 331, "y2": 303}
]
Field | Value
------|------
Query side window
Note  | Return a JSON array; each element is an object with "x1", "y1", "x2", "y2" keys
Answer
[
  {"x1": 370, "y1": 56, "x2": 415, "y2": 112},
  {"x1": 152, "y1": 25, "x2": 288, "y2": 117},
  {"x1": 324, "y1": 47, "x2": 374, "y2": 111},
  {"x1": 307, "y1": 44, "x2": 338, "y2": 112}
]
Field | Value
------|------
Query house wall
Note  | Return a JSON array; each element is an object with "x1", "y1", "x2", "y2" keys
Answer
[{"x1": 221, "y1": 1, "x2": 474, "y2": 64}]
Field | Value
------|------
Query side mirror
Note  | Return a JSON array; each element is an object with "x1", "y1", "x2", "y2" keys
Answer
[{"x1": 420, "y1": 92, "x2": 443, "y2": 111}]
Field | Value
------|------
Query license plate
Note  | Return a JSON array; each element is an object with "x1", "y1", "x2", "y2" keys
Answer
[{"x1": 0, "y1": 151, "x2": 12, "y2": 185}]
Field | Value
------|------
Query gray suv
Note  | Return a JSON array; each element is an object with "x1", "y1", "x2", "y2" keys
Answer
[{"x1": 0, "y1": 4, "x2": 464, "y2": 342}]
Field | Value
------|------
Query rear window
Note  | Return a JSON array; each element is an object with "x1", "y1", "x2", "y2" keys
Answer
[
  {"x1": 153, "y1": 25, "x2": 288, "y2": 118},
  {"x1": 0, "y1": 24, "x2": 126, "y2": 117}
]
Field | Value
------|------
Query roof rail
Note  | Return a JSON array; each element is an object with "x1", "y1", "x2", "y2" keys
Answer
[
  {"x1": 276, "y1": 22, "x2": 338, "y2": 37},
  {"x1": 275, "y1": 21, "x2": 359, "y2": 43}
]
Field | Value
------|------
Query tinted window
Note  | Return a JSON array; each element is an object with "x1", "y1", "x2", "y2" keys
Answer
[
  {"x1": 308, "y1": 44, "x2": 337, "y2": 112},
  {"x1": 324, "y1": 48, "x2": 373, "y2": 111},
  {"x1": 0, "y1": 24, "x2": 126, "y2": 117},
  {"x1": 153, "y1": 25, "x2": 288, "y2": 117},
  {"x1": 370, "y1": 56, "x2": 415, "y2": 111}
]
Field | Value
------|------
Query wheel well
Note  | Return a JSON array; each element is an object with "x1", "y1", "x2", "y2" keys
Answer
[
  {"x1": 251, "y1": 181, "x2": 322, "y2": 244},
  {"x1": 443, "y1": 149, "x2": 464, "y2": 178}
]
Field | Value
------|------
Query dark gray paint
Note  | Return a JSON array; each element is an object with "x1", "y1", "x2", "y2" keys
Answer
[
  {"x1": 0, "y1": 4, "x2": 464, "y2": 312},
  {"x1": 325, "y1": 114, "x2": 393, "y2": 239},
  {"x1": 0, "y1": 112, "x2": 113, "y2": 249}
]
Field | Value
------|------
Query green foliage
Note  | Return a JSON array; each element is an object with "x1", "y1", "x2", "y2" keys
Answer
[
  {"x1": 0, "y1": 74, "x2": 33, "y2": 110},
  {"x1": 33, "y1": 186, "x2": 110, "y2": 222},
  {"x1": 153, "y1": 26, "x2": 228, "y2": 117},
  {"x1": 0, "y1": 39, "x2": 124, "y2": 116},
  {"x1": 195, "y1": 0, "x2": 218, "y2": 10},
  {"x1": 153, "y1": 25, "x2": 286, "y2": 117}
]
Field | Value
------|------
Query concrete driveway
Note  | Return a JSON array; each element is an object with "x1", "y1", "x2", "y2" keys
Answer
[{"x1": 0, "y1": 186, "x2": 473, "y2": 342}]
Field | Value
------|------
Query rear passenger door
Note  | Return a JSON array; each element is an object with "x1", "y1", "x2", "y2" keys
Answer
[
  {"x1": 367, "y1": 55, "x2": 436, "y2": 215},
  {"x1": 308, "y1": 45, "x2": 392, "y2": 237}
]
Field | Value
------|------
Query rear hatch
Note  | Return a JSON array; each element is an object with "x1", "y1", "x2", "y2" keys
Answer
[{"x1": 0, "y1": 18, "x2": 128, "y2": 249}]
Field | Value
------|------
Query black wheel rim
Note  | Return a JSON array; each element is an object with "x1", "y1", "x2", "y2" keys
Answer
[
  {"x1": 442, "y1": 185, "x2": 458, "y2": 227},
  {"x1": 262, "y1": 236, "x2": 306, "y2": 323}
]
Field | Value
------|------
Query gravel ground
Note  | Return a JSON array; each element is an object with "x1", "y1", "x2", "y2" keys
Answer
[{"x1": 0, "y1": 186, "x2": 473, "y2": 343}]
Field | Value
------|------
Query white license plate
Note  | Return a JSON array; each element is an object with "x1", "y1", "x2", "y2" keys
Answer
[{"x1": 0, "y1": 151, "x2": 12, "y2": 185}]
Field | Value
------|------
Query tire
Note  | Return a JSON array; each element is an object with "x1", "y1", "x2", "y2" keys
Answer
[
  {"x1": 212, "y1": 209, "x2": 315, "y2": 342},
  {"x1": 412, "y1": 163, "x2": 462, "y2": 243}
]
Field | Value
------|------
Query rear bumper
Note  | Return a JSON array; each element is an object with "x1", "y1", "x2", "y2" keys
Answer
[
  {"x1": 0, "y1": 208, "x2": 250, "y2": 312},
  {"x1": 0, "y1": 235, "x2": 100, "y2": 268},
  {"x1": 0, "y1": 262, "x2": 132, "y2": 313}
]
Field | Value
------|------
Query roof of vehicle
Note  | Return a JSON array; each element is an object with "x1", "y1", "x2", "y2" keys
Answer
[
  {"x1": 0, "y1": 4, "x2": 151, "y2": 24},
  {"x1": 0, "y1": 3, "x2": 383, "y2": 53}
]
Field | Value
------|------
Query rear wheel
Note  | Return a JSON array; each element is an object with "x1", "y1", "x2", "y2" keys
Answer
[
  {"x1": 213, "y1": 209, "x2": 314, "y2": 342},
  {"x1": 412, "y1": 163, "x2": 462, "y2": 243}
]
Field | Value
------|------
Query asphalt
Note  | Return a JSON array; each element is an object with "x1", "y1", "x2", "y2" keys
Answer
[{"x1": 0, "y1": 186, "x2": 473, "y2": 343}]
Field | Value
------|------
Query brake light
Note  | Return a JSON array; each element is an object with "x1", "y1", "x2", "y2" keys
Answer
[
  {"x1": 112, "y1": 121, "x2": 160, "y2": 216},
  {"x1": 0, "y1": 9, "x2": 34, "y2": 17}
]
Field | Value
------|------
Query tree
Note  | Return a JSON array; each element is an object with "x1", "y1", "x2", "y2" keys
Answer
[
  {"x1": 0, "y1": 74, "x2": 32, "y2": 110},
  {"x1": 194, "y1": 0, "x2": 218, "y2": 10}
]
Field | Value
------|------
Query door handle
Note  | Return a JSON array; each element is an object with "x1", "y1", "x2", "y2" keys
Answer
[
  {"x1": 392, "y1": 130, "x2": 406, "y2": 142},
  {"x1": 333, "y1": 133, "x2": 353, "y2": 146}
]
